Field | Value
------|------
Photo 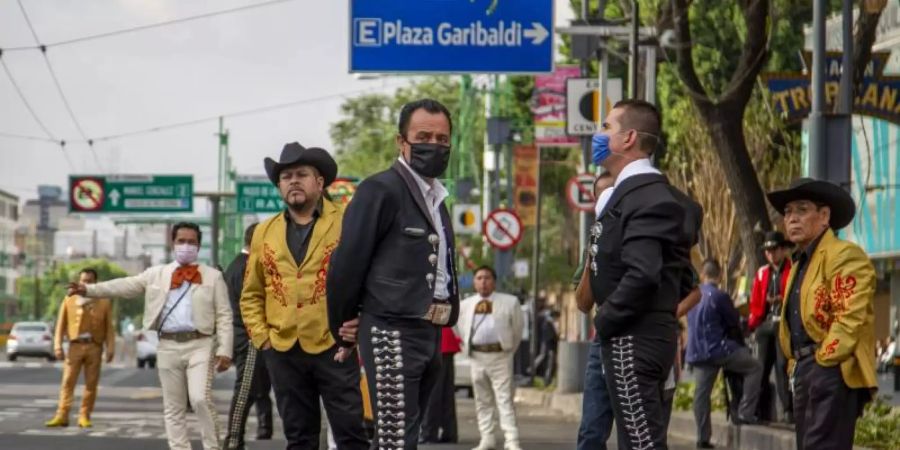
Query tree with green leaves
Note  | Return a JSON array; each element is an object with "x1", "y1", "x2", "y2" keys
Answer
[{"x1": 16, "y1": 259, "x2": 145, "y2": 325}]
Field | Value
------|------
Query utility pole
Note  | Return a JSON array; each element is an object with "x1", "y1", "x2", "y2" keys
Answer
[{"x1": 809, "y1": 0, "x2": 852, "y2": 188}]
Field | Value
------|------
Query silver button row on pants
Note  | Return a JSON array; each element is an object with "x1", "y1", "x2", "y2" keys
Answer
[{"x1": 371, "y1": 326, "x2": 405, "y2": 450}]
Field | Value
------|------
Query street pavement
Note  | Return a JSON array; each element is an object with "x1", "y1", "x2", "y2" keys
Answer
[{"x1": 0, "y1": 356, "x2": 706, "y2": 449}]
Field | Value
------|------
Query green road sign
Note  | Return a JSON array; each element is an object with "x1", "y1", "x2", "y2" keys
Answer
[
  {"x1": 69, "y1": 175, "x2": 193, "y2": 213},
  {"x1": 236, "y1": 178, "x2": 284, "y2": 213}
]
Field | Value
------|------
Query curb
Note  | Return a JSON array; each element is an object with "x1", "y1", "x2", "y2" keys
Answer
[{"x1": 515, "y1": 388, "x2": 873, "y2": 450}]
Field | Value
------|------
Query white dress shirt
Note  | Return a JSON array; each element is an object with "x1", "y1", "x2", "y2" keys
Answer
[
  {"x1": 470, "y1": 299, "x2": 502, "y2": 346},
  {"x1": 160, "y1": 281, "x2": 195, "y2": 333},
  {"x1": 397, "y1": 157, "x2": 451, "y2": 300},
  {"x1": 596, "y1": 158, "x2": 661, "y2": 217}
]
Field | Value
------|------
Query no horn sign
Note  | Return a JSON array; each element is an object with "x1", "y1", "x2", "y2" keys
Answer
[{"x1": 484, "y1": 209, "x2": 523, "y2": 250}]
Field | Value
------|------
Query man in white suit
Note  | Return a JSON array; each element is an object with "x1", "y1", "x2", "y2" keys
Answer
[
  {"x1": 68, "y1": 222, "x2": 233, "y2": 450},
  {"x1": 457, "y1": 265, "x2": 524, "y2": 450}
]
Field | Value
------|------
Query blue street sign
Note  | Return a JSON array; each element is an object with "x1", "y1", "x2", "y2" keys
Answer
[{"x1": 350, "y1": 0, "x2": 554, "y2": 74}]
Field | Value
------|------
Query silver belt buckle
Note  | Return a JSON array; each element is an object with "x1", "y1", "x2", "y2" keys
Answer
[{"x1": 423, "y1": 303, "x2": 451, "y2": 325}]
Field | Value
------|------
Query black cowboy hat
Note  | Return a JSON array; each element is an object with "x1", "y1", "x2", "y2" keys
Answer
[
  {"x1": 264, "y1": 142, "x2": 337, "y2": 187},
  {"x1": 761, "y1": 231, "x2": 793, "y2": 250},
  {"x1": 766, "y1": 178, "x2": 856, "y2": 230}
]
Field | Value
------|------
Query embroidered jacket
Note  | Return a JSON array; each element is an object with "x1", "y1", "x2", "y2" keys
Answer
[
  {"x1": 241, "y1": 197, "x2": 343, "y2": 353},
  {"x1": 777, "y1": 229, "x2": 877, "y2": 389}
]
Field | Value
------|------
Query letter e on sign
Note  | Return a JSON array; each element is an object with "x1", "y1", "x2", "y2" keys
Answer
[{"x1": 354, "y1": 18, "x2": 381, "y2": 46}]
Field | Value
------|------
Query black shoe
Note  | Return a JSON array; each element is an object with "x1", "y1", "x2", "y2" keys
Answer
[
  {"x1": 256, "y1": 433, "x2": 272, "y2": 440},
  {"x1": 783, "y1": 411, "x2": 795, "y2": 424},
  {"x1": 438, "y1": 436, "x2": 458, "y2": 443},
  {"x1": 735, "y1": 415, "x2": 763, "y2": 426},
  {"x1": 696, "y1": 442, "x2": 715, "y2": 449}
]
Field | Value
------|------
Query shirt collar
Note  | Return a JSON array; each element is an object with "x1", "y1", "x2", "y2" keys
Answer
[
  {"x1": 794, "y1": 230, "x2": 826, "y2": 263},
  {"x1": 594, "y1": 187, "x2": 615, "y2": 218},
  {"x1": 397, "y1": 156, "x2": 449, "y2": 203},
  {"x1": 283, "y1": 197, "x2": 323, "y2": 224},
  {"x1": 614, "y1": 158, "x2": 661, "y2": 188}
]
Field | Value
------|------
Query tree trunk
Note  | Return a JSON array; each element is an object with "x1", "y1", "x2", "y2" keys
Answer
[{"x1": 695, "y1": 101, "x2": 772, "y2": 273}]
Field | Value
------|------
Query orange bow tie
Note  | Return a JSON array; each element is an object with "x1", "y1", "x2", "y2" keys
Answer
[{"x1": 171, "y1": 265, "x2": 202, "y2": 289}]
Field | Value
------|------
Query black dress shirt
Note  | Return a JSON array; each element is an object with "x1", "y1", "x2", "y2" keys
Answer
[
  {"x1": 284, "y1": 200, "x2": 322, "y2": 266},
  {"x1": 787, "y1": 233, "x2": 824, "y2": 353}
]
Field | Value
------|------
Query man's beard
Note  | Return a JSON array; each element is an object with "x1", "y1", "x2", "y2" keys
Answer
[{"x1": 285, "y1": 192, "x2": 318, "y2": 212}]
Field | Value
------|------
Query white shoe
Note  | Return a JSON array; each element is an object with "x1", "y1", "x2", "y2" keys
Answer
[
  {"x1": 504, "y1": 443, "x2": 523, "y2": 450},
  {"x1": 471, "y1": 442, "x2": 496, "y2": 450}
]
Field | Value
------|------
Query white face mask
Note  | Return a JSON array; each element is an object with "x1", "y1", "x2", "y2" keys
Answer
[{"x1": 174, "y1": 244, "x2": 199, "y2": 265}]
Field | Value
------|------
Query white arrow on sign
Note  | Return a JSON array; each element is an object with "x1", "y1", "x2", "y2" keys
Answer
[
  {"x1": 524, "y1": 22, "x2": 549, "y2": 45},
  {"x1": 109, "y1": 189, "x2": 121, "y2": 206}
]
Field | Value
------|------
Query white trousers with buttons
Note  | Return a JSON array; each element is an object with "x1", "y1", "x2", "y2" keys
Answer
[{"x1": 470, "y1": 350, "x2": 520, "y2": 448}]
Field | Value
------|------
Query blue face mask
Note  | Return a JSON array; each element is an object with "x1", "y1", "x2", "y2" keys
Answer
[{"x1": 592, "y1": 133, "x2": 611, "y2": 165}]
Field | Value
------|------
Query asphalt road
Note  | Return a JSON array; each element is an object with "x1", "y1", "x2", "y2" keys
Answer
[{"x1": 0, "y1": 359, "x2": 708, "y2": 449}]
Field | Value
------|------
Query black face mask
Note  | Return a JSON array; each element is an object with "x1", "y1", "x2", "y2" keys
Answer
[{"x1": 407, "y1": 142, "x2": 451, "y2": 178}]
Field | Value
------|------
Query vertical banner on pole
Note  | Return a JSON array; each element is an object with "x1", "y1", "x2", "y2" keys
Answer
[
  {"x1": 513, "y1": 145, "x2": 539, "y2": 226},
  {"x1": 533, "y1": 66, "x2": 581, "y2": 147}
]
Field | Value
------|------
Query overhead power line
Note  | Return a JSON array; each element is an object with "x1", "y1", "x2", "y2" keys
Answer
[
  {"x1": 0, "y1": 80, "x2": 407, "y2": 145},
  {"x1": 0, "y1": 59, "x2": 56, "y2": 140},
  {"x1": 1, "y1": 0, "x2": 296, "y2": 52},
  {"x1": 16, "y1": 0, "x2": 98, "y2": 172}
]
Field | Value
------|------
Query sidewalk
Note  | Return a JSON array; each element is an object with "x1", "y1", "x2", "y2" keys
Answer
[{"x1": 514, "y1": 388, "x2": 873, "y2": 450}]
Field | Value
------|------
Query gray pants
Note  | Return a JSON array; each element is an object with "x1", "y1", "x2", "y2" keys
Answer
[{"x1": 692, "y1": 347, "x2": 762, "y2": 443}]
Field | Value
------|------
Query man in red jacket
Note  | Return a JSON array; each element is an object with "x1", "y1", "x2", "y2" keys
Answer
[{"x1": 748, "y1": 231, "x2": 794, "y2": 423}]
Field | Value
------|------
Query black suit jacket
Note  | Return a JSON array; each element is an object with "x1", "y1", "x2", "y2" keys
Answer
[
  {"x1": 224, "y1": 252, "x2": 249, "y2": 343},
  {"x1": 671, "y1": 187, "x2": 703, "y2": 299},
  {"x1": 589, "y1": 173, "x2": 690, "y2": 339},
  {"x1": 327, "y1": 161, "x2": 460, "y2": 347}
]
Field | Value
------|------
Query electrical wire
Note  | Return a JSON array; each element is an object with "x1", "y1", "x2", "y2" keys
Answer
[
  {"x1": 0, "y1": 58, "x2": 56, "y2": 141},
  {"x1": 1, "y1": 0, "x2": 296, "y2": 52},
  {"x1": 17, "y1": 0, "x2": 101, "y2": 171},
  {"x1": 0, "y1": 131, "x2": 56, "y2": 142},
  {"x1": 87, "y1": 82, "x2": 406, "y2": 143}
]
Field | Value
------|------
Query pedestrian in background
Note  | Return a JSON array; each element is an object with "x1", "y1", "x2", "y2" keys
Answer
[
  {"x1": 575, "y1": 171, "x2": 615, "y2": 450},
  {"x1": 748, "y1": 231, "x2": 794, "y2": 423},
  {"x1": 46, "y1": 268, "x2": 116, "y2": 429},
  {"x1": 457, "y1": 265, "x2": 524, "y2": 450},
  {"x1": 223, "y1": 222, "x2": 274, "y2": 450},
  {"x1": 687, "y1": 259, "x2": 763, "y2": 449},
  {"x1": 419, "y1": 326, "x2": 461, "y2": 444}
]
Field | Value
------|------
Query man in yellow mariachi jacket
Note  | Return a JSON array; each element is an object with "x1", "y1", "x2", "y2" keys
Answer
[
  {"x1": 46, "y1": 268, "x2": 115, "y2": 429},
  {"x1": 241, "y1": 143, "x2": 368, "y2": 450},
  {"x1": 767, "y1": 178, "x2": 876, "y2": 450}
]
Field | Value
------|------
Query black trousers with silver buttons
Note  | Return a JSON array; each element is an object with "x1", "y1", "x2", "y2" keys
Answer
[{"x1": 359, "y1": 313, "x2": 442, "y2": 450}]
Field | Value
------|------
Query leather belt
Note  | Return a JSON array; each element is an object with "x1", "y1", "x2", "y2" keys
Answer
[
  {"x1": 793, "y1": 344, "x2": 818, "y2": 360},
  {"x1": 471, "y1": 343, "x2": 503, "y2": 353},
  {"x1": 70, "y1": 337, "x2": 94, "y2": 344},
  {"x1": 422, "y1": 300, "x2": 452, "y2": 326},
  {"x1": 159, "y1": 330, "x2": 209, "y2": 343}
]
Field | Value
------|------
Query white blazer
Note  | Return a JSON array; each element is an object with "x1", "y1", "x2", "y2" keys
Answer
[
  {"x1": 86, "y1": 262, "x2": 233, "y2": 358},
  {"x1": 456, "y1": 291, "x2": 524, "y2": 356}
]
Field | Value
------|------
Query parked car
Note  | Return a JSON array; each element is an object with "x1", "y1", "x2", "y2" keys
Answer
[
  {"x1": 6, "y1": 321, "x2": 55, "y2": 362},
  {"x1": 136, "y1": 330, "x2": 158, "y2": 369}
]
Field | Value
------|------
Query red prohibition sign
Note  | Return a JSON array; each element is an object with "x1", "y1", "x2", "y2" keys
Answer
[
  {"x1": 566, "y1": 173, "x2": 596, "y2": 212},
  {"x1": 483, "y1": 209, "x2": 523, "y2": 251}
]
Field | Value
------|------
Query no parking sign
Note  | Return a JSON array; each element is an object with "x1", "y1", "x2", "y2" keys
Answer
[{"x1": 483, "y1": 209, "x2": 523, "y2": 251}]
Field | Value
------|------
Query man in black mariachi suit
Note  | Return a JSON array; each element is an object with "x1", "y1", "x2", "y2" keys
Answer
[
  {"x1": 588, "y1": 99, "x2": 691, "y2": 450},
  {"x1": 327, "y1": 98, "x2": 460, "y2": 450}
]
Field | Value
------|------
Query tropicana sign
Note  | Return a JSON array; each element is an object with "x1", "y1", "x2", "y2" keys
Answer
[{"x1": 763, "y1": 51, "x2": 900, "y2": 125}]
